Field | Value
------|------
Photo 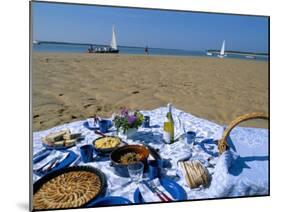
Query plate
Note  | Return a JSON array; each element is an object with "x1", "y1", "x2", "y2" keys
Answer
[
  {"x1": 42, "y1": 142, "x2": 76, "y2": 150},
  {"x1": 83, "y1": 121, "x2": 99, "y2": 130},
  {"x1": 33, "y1": 166, "x2": 107, "y2": 210},
  {"x1": 87, "y1": 196, "x2": 132, "y2": 207},
  {"x1": 35, "y1": 150, "x2": 77, "y2": 176},
  {"x1": 133, "y1": 178, "x2": 187, "y2": 203},
  {"x1": 33, "y1": 150, "x2": 51, "y2": 164}
]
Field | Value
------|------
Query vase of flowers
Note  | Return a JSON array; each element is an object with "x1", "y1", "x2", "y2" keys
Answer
[{"x1": 113, "y1": 108, "x2": 144, "y2": 139}]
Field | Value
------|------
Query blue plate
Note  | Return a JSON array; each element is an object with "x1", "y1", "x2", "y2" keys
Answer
[
  {"x1": 83, "y1": 121, "x2": 99, "y2": 130},
  {"x1": 42, "y1": 142, "x2": 76, "y2": 150},
  {"x1": 36, "y1": 150, "x2": 78, "y2": 176},
  {"x1": 87, "y1": 196, "x2": 132, "y2": 207},
  {"x1": 134, "y1": 178, "x2": 187, "y2": 203},
  {"x1": 33, "y1": 150, "x2": 51, "y2": 164}
]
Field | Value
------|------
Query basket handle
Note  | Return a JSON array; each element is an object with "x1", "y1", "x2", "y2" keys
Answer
[{"x1": 218, "y1": 112, "x2": 268, "y2": 155}]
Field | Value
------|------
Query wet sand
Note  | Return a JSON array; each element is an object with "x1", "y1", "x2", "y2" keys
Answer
[{"x1": 32, "y1": 53, "x2": 268, "y2": 131}]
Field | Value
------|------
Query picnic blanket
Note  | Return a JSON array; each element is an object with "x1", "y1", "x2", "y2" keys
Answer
[{"x1": 32, "y1": 107, "x2": 269, "y2": 201}]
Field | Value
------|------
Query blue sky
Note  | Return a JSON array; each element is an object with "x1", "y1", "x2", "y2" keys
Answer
[{"x1": 32, "y1": 2, "x2": 269, "y2": 53}]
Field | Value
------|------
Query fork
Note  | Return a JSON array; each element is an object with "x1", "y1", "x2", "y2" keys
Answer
[{"x1": 150, "y1": 181, "x2": 173, "y2": 201}]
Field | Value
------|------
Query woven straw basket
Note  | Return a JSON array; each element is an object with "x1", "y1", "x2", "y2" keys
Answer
[
  {"x1": 218, "y1": 112, "x2": 269, "y2": 154},
  {"x1": 181, "y1": 112, "x2": 268, "y2": 189}
]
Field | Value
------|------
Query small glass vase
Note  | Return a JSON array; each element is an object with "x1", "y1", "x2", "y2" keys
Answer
[{"x1": 118, "y1": 128, "x2": 138, "y2": 140}]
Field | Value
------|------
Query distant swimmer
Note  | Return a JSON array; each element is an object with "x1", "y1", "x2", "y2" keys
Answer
[{"x1": 145, "y1": 46, "x2": 149, "y2": 54}]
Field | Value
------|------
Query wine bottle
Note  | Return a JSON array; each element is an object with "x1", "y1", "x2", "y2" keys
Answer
[{"x1": 163, "y1": 103, "x2": 175, "y2": 144}]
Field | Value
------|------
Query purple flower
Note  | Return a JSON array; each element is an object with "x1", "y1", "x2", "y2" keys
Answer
[
  {"x1": 128, "y1": 115, "x2": 137, "y2": 125},
  {"x1": 121, "y1": 108, "x2": 129, "y2": 116}
]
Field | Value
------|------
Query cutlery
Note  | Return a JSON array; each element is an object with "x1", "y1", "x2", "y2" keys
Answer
[
  {"x1": 42, "y1": 155, "x2": 64, "y2": 173},
  {"x1": 94, "y1": 130, "x2": 107, "y2": 137},
  {"x1": 50, "y1": 152, "x2": 69, "y2": 170},
  {"x1": 150, "y1": 181, "x2": 173, "y2": 201},
  {"x1": 142, "y1": 181, "x2": 167, "y2": 202},
  {"x1": 34, "y1": 155, "x2": 61, "y2": 174}
]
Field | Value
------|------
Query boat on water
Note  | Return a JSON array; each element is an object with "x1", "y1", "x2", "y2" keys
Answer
[
  {"x1": 90, "y1": 25, "x2": 119, "y2": 54},
  {"x1": 206, "y1": 51, "x2": 213, "y2": 56},
  {"x1": 245, "y1": 55, "x2": 256, "y2": 59},
  {"x1": 218, "y1": 40, "x2": 227, "y2": 58},
  {"x1": 33, "y1": 40, "x2": 39, "y2": 45}
]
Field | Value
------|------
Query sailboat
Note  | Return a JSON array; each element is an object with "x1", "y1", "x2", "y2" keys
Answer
[
  {"x1": 93, "y1": 25, "x2": 119, "y2": 54},
  {"x1": 218, "y1": 40, "x2": 227, "y2": 58}
]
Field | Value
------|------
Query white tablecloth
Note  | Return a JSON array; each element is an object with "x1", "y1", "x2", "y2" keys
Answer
[{"x1": 32, "y1": 107, "x2": 269, "y2": 201}]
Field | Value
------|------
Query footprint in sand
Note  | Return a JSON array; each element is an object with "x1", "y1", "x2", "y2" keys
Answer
[
  {"x1": 58, "y1": 93, "x2": 64, "y2": 97},
  {"x1": 58, "y1": 108, "x2": 65, "y2": 113},
  {"x1": 83, "y1": 104, "x2": 93, "y2": 109},
  {"x1": 33, "y1": 115, "x2": 40, "y2": 118},
  {"x1": 132, "y1": 91, "x2": 140, "y2": 94}
]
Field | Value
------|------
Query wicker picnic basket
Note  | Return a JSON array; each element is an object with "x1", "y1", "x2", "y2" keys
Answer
[
  {"x1": 181, "y1": 112, "x2": 269, "y2": 189},
  {"x1": 217, "y1": 112, "x2": 269, "y2": 154}
]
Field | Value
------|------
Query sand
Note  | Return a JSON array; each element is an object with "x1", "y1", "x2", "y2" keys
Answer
[{"x1": 32, "y1": 53, "x2": 268, "y2": 131}]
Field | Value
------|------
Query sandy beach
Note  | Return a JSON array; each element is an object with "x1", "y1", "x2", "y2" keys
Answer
[{"x1": 32, "y1": 53, "x2": 268, "y2": 131}]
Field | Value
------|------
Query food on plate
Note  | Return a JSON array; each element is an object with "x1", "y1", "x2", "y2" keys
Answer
[
  {"x1": 42, "y1": 130, "x2": 81, "y2": 148},
  {"x1": 45, "y1": 130, "x2": 70, "y2": 142},
  {"x1": 33, "y1": 170, "x2": 102, "y2": 209},
  {"x1": 63, "y1": 133, "x2": 82, "y2": 140},
  {"x1": 119, "y1": 152, "x2": 142, "y2": 165},
  {"x1": 94, "y1": 137, "x2": 121, "y2": 149}
]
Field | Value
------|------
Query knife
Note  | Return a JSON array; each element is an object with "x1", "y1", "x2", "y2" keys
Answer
[
  {"x1": 150, "y1": 181, "x2": 173, "y2": 201},
  {"x1": 34, "y1": 156, "x2": 60, "y2": 174},
  {"x1": 142, "y1": 181, "x2": 167, "y2": 202},
  {"x1": 41, "y1": 155, "x2": 64, "y2": 173}
]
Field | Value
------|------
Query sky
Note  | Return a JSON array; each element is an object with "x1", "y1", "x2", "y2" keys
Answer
[{"x1": 32, "y1": 2, "x2": 269, "y2": 53}]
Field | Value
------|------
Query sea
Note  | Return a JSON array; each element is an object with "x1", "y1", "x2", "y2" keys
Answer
[{"x1": 33, "y1": 42, "x2": 268, "y2": 61}]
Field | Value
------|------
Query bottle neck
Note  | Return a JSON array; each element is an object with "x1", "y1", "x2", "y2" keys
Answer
[{"x1": 167, "y1": 103, "x2": 172, "y2": 113}]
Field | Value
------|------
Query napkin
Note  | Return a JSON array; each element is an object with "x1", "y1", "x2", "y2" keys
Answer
[
  {"x1": 33, "y1": 151, "x2": 69, "y2": 173},
  {"x1": 138, "y1": 179, "x2": 173, "y2": 202}
]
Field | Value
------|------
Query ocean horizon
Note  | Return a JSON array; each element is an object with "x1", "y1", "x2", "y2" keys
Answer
[{"x1": 33, "y1": 42, "x2": 268, "y2": 61}]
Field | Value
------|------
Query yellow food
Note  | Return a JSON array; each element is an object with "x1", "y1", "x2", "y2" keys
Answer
[{"x1": 95, "y1": 137, "x2": 120, "y2": 149}]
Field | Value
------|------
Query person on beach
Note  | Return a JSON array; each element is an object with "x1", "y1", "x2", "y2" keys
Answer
[
  {"x1": 145, "y1": 46, "x2": 149, "y2": 54},
  {"x1": 88, "y1": 45, "x2": 94, "y2": 53}
]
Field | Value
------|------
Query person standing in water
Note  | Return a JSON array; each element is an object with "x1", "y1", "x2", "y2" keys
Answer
[
  {"x1": 145, "y1": 46, "x2": 149, "y2": 54},
  {"x1": 88, "y1": 44, "x2": 94, "y2": 53}
]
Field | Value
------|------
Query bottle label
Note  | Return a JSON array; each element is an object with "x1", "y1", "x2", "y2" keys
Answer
[{"x1": 163, "y1": 122, "x2": 172, "y2": 143}]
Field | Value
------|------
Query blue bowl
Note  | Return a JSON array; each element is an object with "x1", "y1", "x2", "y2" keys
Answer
[{"x1": 87, "y1": 196, "x2": 132, "y2": 207}]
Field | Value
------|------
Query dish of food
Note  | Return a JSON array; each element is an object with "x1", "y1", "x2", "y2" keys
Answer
[
  {"x1": 33, "y1": 167, "x2": 105, "y2": 210},
  {"x1": 94, "y1": 136, "x2": 121, "y2": 149},
  {"x1": 110, "y1": 145, "x2": 150, "y2": 177},
  {"x1": 42, "y1": 130, "x2": 81, "y2": 149},
  {"x1": 119, "y1": 152, "x2": 142, "y2": 165}
]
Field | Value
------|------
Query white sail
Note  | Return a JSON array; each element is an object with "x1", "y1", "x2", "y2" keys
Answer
[
  {"x1": 220, "y1": 40, "x2": 225, "y2": 56},
  {"x1": 110, "y1": 25, "x2": 117, "y2": 50}
]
